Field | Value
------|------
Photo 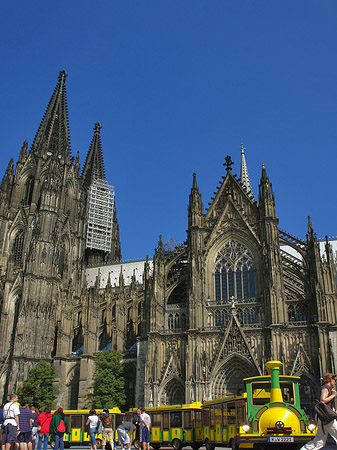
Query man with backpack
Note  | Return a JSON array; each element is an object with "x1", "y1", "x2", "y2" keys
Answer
[
  {"x1": 1, "y1": 394, "x2": 20, "y2": 450},
  {"x1": 49, "y1": 409, "x2": 69, "y2": 450}
]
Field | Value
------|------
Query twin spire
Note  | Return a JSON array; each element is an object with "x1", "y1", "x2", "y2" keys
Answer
[
  {"x1": 29, "y1": 70, "x2": 106, "y2": 188},
  {"x1": 32, "y1": 69, "x2": 70, "y2": 158},
  {"x1": 81, "y1": 121, "x2": 106, "y2": 189}
]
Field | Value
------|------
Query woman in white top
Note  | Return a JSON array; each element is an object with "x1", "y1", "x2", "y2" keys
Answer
[{"x1": 86, "y1": 409, "x2": 99, "y2": 450}]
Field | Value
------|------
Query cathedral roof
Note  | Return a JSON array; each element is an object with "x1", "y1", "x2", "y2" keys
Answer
[
  {"x1": 86, "y1": 259, "x2": 153, "y2": 288},
  {"x1": 31, "y1": 70, "x2": 71, "y2": 159}
]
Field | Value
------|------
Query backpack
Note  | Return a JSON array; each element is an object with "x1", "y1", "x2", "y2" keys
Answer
[{"x1": 57, "y1": 419, "x2": 66, "y2": 433}]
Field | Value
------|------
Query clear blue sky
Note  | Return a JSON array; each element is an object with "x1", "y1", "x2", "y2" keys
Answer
[{"x1": 1, "y1": 1, "x2": 336, "y2": 260}]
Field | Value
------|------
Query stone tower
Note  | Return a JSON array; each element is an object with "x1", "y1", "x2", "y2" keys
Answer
[{"x1": 0, "y1": 71, "x2": 121, "y2": 405}]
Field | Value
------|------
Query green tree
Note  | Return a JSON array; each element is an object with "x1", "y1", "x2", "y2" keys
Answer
[
  {"x1": 85, "y1": 349, "x2": 126, "y2": 408},
  {"x1": 16, "y1": 360, "x2": 57, "y2": 410}
]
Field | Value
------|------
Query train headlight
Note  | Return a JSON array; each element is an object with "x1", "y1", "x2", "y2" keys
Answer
[
  {"x1": 308, "y1": 423, "x2": 316, "y2": 433},
  {"x1": 242, "y1": 425, "x2": 250, "y2": 433}
]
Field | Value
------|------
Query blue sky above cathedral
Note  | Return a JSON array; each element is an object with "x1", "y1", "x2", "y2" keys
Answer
[{"x1": 1, "y1": 0, "x2": 336, "y2": 260}]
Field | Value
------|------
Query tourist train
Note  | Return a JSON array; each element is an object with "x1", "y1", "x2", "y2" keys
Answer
[{"x1": 50, "y1": 361, "x2": 317, "y2": 450}]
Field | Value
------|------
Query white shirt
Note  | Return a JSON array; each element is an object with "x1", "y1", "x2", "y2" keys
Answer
[
  {"x1": 88, "y1": 415, "x2": 99, "y2": 430},
  {"x1": 3, "y1": 401, "x2": 20, "y2": 426},
  {"x1": 140, "y1": 412, "x2": 151, "y2": 429}
]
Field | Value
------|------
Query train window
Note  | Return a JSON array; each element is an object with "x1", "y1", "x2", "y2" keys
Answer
[
  {"x1": 210, "y1": 406, "x2": 215, "y2": 428},
  {"x1": 227, "y1": 403, "x2": 236, "y2": 425},
  {"x1": 70, "y1": 414, "x2": 82, "y2": 429},
  {"x1": 214, "y1": 405, "x2": 222, "y2": 426},
  {"x1": 170, "y1": 412, "x2": 182, "y2": 428},
  {"x1": 222, "y1": 403, "x2": 227, "y2": 427},
  {"x1": 203, "y1": 407, "x2": 210, "y2": 427},
  {"x1": 115, "y1": 415, "x2": 123, "y2": 428},
  {"x1": 251, "y1": 382, "x2": 271, "y2": 405},
  {"x1": 152, "y1": 413, "x2": 162, "y2": 428},
  {"x1": 252, "y1": 381, "x2": 295, "y2": 405},
  {"x1": 183, "y1": 411, "x2": 192, "y2": 429},
  {"x1": 236, "y1": 400, "x2": 247, "y2": 426},
  {"x1": 163, "y1": 413, "x2": 169, "y2": 430},
  {"x1": 195, "y1": 411, "x2": 202, "y2": 428},
  {"x1": 280, "y1": 382, "x2": 295, "y2": 405}
]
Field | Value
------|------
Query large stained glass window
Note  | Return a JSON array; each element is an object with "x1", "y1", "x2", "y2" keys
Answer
[{"x1": 214, "y1": 240, "x2": 256, "y2": 303}]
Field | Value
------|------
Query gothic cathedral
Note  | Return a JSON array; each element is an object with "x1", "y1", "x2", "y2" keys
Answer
[{"x1": 0, "y1": 71, "x2": 336, "y2": 412}]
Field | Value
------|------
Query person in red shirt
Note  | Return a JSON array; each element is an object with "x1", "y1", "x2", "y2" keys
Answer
[{"x1": 36, "y1": 408, "x2": 52, "y2": 450}]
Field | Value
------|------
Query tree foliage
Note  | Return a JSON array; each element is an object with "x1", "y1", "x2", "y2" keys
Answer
[
  {"x1": 16, "y1": 360, "x2": 57, "y2": 410},
  {"x1": 85, "y1": 349, "x2": 126, "y2": 409}
]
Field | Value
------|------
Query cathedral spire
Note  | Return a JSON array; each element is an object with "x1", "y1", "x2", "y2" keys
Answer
[
  {"x1": 258, "y1": 162, "x2": 276, "y2": 218},
  {"x1": 31, "y1": 70, "x2": 71, "y2": 159},
  {"x1": 18, "y1": 141, "x2": 28, "y2": 163},
  {"x1": 188, "y1": 172, "x2": 203, "y2": 228},
  {"x1": 240, "y1": 143, "x2": 253, "y2": 197},
  {"x1": 81, "y1": 122, "x2": 106, "y2": 189}
]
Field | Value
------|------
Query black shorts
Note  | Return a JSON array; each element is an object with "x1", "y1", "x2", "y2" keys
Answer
[
  {"x1": 1, "y1": 424, "x2": 18, "y2": 443},
  {"x1": 17, "y1": 431, "x2": 32, "y2": 443}
]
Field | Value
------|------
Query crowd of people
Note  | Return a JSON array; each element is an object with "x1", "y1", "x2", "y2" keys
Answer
[
  {"x1": 0, "y1": 396, "x2": 151, "y2": 450},
  {"x1": 86, "y1": 407, "x2": 151, "y2": 450},
  {"x1": 0, "y1": 395, "x2": 68, "y2": 450}
]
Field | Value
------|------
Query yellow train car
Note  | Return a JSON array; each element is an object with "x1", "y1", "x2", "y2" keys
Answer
[
  {"x1": 50, "y1": 408, "x2": 124, "y2": 448},
  {"x1": 126, "y1": 403, "x2": 203, "y2": 450}
]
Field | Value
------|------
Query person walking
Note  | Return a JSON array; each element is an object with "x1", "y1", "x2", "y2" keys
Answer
[
  {"x1": 140, "y1": 408, "x2": 151, "y2": 450},
  {"x1": 99, "y1": 409, "x2": 113, "y2": 450},
  {"x1": 117, "y1": 419, "x2": 134, "y2": 450},
  {"x1": 30, "y1": 409, "x2": 38, "y2": 450},
  {"x1": 300, "y1": 372, "x2": 337, "y2": 450},
  {"x1": 1, "y1": 394, "x2": 20, "y2": 450},
  {"x1": 85, "y1": 410, "x2": 99, "y2": 450},
  {"x1": 36, "y1": 408, "x2": 52, "y2": 450},
  {"x1": 17, "y1": 402, "x2": 33, "y2": 450},
  {"x1": 49, "y1": 409, "x2": 69, "y2": 450},
  {"x1": 133, "y1": 409, "x2": 141, "y2": 447}
]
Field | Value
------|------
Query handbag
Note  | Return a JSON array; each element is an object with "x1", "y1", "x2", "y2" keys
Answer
[
  {"x1": 96, "y1": 421, "x2": 103, "y2": 434},
  {"x1": 314, "y1": 401, "x2": 337, "y2": 425}
]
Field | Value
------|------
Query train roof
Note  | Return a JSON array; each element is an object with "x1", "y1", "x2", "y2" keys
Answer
[
  {"x1": 127, "y1": 402, "x2": 202, "y2": 412},
  {"x1": 244, "y1": 375, "x2": 300, "y2": 382}
]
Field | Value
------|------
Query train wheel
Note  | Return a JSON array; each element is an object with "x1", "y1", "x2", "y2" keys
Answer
[
  {"x1": 133, "y1": 440, "x2": 141, "y2": 449},
  {"x1": 96, "y1": 438, "x2": 102, "y2": 449},
  {"x1": 49, "y1": 438, "x2": 55, "y2": 449},
  {"x1": 191, "y1": 445, "x2": 201, "y2": 450},
  {"x1": 205, "y1": 439, "x2": 215, "y2": 450},
  {"x1": 172, "y1": 438, "x2": 183, "y2": 450}
]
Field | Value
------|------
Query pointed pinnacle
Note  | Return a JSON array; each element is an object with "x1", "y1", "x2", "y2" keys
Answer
[
  {"x1": 58, "y1": 69, "x2": 68, "y2": 80},
  {"x1": 94, "y1": 122, "x2": 102, "y2": 134}
]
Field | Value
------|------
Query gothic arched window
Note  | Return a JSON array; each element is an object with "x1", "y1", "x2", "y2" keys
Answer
[
  {"x1": 214, "y1": 240, "x2": 256, "y2": 302},
  {"x1": 23, "y1": 176, "x2": 34, "y2": 206},
  {"x1": 13, "y1": 230, "x2": 25, "y2": 266},
  {"x1": 168, "y1": 314, "x2": 173, "y2": 330}
]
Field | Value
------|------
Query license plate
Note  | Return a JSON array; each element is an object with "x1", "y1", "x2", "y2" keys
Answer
[{"x1": 268, "y1": 437, "x2": 294, "y2": 443}]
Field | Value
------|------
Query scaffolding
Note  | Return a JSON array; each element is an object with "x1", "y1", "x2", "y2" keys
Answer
[{"x1": 86, "y1": 179, "x2": 114, "y2": 253}]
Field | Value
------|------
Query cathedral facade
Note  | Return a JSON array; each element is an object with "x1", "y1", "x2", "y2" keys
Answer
[{"x1": 0, "y1": 71, "x2": 336, "y2": 412}]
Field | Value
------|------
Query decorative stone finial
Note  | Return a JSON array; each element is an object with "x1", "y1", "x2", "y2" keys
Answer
[
  {"x1": 58, "y1": 69, "x2": 68, "y2": 80},
  {"x1": 94, "y1": 122, "x2": 102, "y2": 134},
  {"x1": 224, "y1": 155, "x2": 234, "y2": 173},
  {"x1": 240, "y1": 142, "x2": 246, "y2": 154}
]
